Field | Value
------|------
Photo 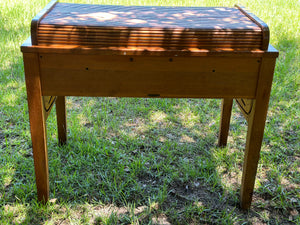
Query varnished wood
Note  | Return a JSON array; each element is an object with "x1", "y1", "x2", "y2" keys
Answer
[
  {"x1": 235, "y1": 5, "x2": 269, "y2": 50},
  {"x1": 240, "y1": 57, "x2": 277, "y2": 209},
  {"x1": 21, "y1": 38, "x2": 279, "y2": 58},
  {"x1": 22, "y1": 2, "x2": 278, "y2": 209},
  {"x1": 39, "y1": 54, "x2": 260, "y2": 98},
  {"x1": 31, "y1": 0, "x2": 58, "y2": 45},
  {"x1": 56, "y1": 96, "x2": 67, "y2": 145},
  {"x1": 34, "y1": 3, "x2": 267, "y2": 50},
  {"x1": 218, "y1": 98, "x2": 233, "y2": 147},
  {"x1": 23, "y1": 53, "x2": 49, "y2": 202}
]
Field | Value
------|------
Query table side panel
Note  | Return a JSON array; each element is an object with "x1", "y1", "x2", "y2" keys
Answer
[{"x1": 39, "y1": 54, "x2": 260, "y2": 98}]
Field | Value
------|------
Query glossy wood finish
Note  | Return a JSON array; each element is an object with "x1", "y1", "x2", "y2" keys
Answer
[
  {"x1": 21, "y1": 36, "x2": 278, "y2": 58},
  {"x1": 235, "y1": 5, "x2": 269, "y2": 50},
  {"x1": 240, "y1": 57, "x2": 277, "y2": 209},
  {"x1": 31, "y1": 0, "x2": 58, "y2": 45},
  {"x1": 38, "y1": 54, "x2": 260, "y2": 98},
  {"x1": 32, "y1": 3, "x2": 267, "y2": 51},
  {"x1": 22, "y1": 2, "x2": 278, "y2": 209},
  {"x1": 23, "y1": 53, "x2": 49, "y2": 202}
]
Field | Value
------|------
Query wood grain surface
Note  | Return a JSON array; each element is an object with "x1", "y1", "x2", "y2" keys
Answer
[
  {"x1": 32, "y1": 3, "x2": 267, "y2": 50},
  {"x1": 38, "y1": 54, "x2": 260, "y2": 98}
]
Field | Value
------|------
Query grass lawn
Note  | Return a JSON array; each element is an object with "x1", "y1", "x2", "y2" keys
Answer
[{"x1": 0, "y1": 0, "x2": 299, "y2": 224}]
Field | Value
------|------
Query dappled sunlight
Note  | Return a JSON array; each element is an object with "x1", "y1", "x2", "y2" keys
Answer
[
  {"x1": 178, "y1": 111, "x2": 200, "y2": 128},
  {"x1": 66, "y1": 97, "x2": 82, "y2": 110},
  {"x1": 219, "y1": 171, "x2": 240, "y2": 190},
  {"x1": 37, "y1": 3, "x2": 263, "y2": 50},
  {"x1": 78, "y1": 12, "x2": 118, "y2": 22},
  {"x1": 77, "y1": 113, "x2": 90, "y2": 127},
  {"x1": 123, "y1": 118, "x2": 148, "y2": 136},
  {"x1": 150, "y1": 110, "x2": 167, "y2": 124},
  {"x1": 3, "y1": 204, "x2": 27, "y2": 224},
  {"x1": 41, "y1": 3, "x2": 259, "y2": 30},
  {"x1": 255, "y1": 168, "x2": 270, "y2": 189},
  {"x1": 152, "y1": 214, "x2": 171, "y2": 224},
  {"x1": 0, "y1": 0, "x2": 298, "y2": 223},
  {"x1": 193, "y1": 129, "x2": 207, "y2": 139},
  {"x1": 280, "y1": 177, "x2": 300, "y2": 191},
  {"x1": 39, "y1": 202, "x2": 165, "y2": 224},
  {"x1": 1, "y1": 92, "x2": 19, "y2": 107},
  {"x1": 2, "y1": 167, "x2": 15, "y2": 188},
  {"x1": 179, "y1": 134, "x2": 196, "y2": 143},
  {"x1": 193, "y1": 200, "x2": 204, "y2": 208}
]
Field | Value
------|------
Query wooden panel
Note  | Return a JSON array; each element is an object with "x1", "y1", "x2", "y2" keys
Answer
[{"x1": 39, "y1": 54, "x2": 260, "y2": 98}]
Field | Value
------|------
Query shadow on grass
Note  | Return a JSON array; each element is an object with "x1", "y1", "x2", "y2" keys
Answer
[
  {"x1": 1, "y1": 32, "x2": 298, "y2": 224},
  {"x1": 1, "y1": 96, "x2": 297, "y2": 224},
  {"x1": 0, "y1": 98, "x2": 226, "y2": 223}
]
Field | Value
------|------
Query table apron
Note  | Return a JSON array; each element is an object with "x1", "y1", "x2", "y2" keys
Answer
[{"x1": 39, "y1": 54, "x2": 261, "y2": 98}]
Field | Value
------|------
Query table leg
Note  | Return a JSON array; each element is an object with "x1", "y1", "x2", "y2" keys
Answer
[
  {"x1": 240, "y1": 57, "x2": 277, "y2": 209},
  {"x1": 23, "y1": 53, "x2": 49, "y2": 202},
  {"x1": 56, "y1": 96, "x2": 67, "y2": 145},
  {"x1": 218, "y1": 98, "x2": 233, "y2": 147}
]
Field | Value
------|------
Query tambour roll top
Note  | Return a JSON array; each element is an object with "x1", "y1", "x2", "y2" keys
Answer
[{"x1": 31, "y1": 1, "x2": 269, "y2": 51}]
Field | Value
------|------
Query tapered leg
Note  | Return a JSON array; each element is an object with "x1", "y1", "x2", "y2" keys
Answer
[
  {"x1": 240, "y1": 57, "x2": 277, "y2": 209},
  {"x1": 218, "y1": 98, "x2": 233, "y2": 147},
  {"x1": 23, "y1": 53, "x2": 49, "y2": 202},
  {"x1": 56, "y1": 96, "x2": 67, "y2": 145}
]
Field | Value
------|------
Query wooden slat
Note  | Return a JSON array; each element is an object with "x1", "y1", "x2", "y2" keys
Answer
[
  {"x1": 31, "y1": 0, "x2": 58, "y2": 45},
  {"x1": 33, "y1": 3, "x2": 266, "y2": 50},
  {"x1": 37, "y1": 38, "x2": 261, "y2": 44},
  {"x1": 39, "y1": 4, "x2": 261, "y2": 30},
  {"x1": 236, "y1": 5, "x2": 269, "y2": 50},
  {"x1": 38, "y1": 25, "x2": 263, "y2": 35},
  {"x1": 37, "y1": 40, "x2": 261, "y2": 46},
  {"x1": 37, "y1": 34, "x2": 261, "y2": 40},
  {"x1": 37, "y1": 34, "x2": 262, "y2": 41}
]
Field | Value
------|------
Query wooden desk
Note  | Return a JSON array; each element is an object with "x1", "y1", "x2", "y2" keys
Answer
[{"x1": 21, "y1": 0, "x2": 278, "y2": 209}]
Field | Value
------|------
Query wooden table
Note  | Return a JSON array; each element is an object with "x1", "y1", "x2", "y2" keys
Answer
[{"x1": 21, "y1": 0, "x2": 278, "y2": 209}]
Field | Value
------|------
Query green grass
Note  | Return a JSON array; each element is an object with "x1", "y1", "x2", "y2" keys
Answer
[{"x1": 0, "y1": 0, "x2": 299, "y2": 224}]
